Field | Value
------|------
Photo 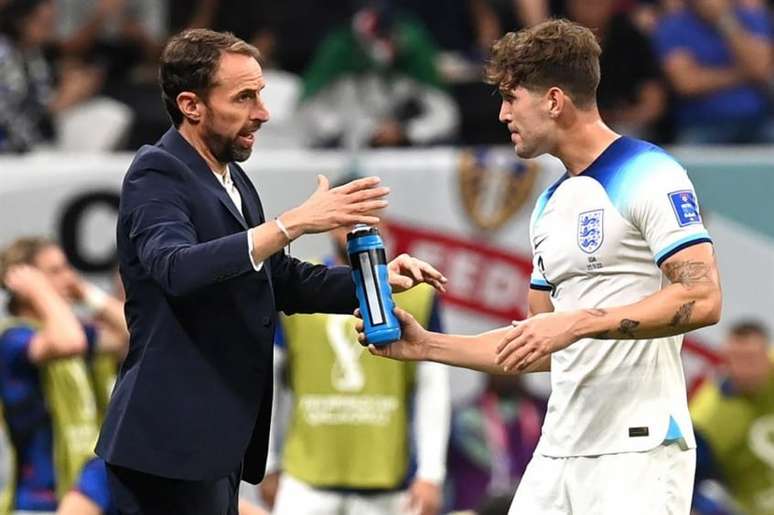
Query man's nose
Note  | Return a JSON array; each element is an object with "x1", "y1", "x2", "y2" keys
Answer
[{"x1": 498, "y1": 100, "x2": 510, "y2": 124}]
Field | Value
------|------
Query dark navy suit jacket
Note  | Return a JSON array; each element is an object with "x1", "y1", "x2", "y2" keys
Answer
[{"x1": 95, "y1": 127, "x2": 357, "y2": 483}]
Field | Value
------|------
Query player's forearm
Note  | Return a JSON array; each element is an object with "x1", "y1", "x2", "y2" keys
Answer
[
  {"x1": 425, "y1": 327, "x2": 548, "y2": 375},
  {"x1": 668, "y1": 65, "x2": 742, "y2": 96},
  {"x1": 248, "y1": 218, "x2": 295, "y2": 265},
  {"x1": 717, "y1": 15, "x2": 772, "y2": 83},
  {"x1": 570, "y1": 278, "x2": 721, "y2": 341},
  {"x1": 31, "y1": 291, "x2": 87, "y2": 359}
]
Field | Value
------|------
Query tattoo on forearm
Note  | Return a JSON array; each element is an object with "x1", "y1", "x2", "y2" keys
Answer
[
  {"x1": 663, "y1": 260, "x2": 712, "y2": 290},
  {"x1": 618, "y1": 319, "x2": 640, "y2": 337},
  {"x1": 670, "y1": 301, "x2": 696, "y2": 327}
]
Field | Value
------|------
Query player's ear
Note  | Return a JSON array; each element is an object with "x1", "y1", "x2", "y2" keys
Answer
[
  {"x1": 177, "y1": 91, "x2": 203, "y2": 124},
  {"x1": 546, "y1": 87, "x2": 564, "y2": 119}
]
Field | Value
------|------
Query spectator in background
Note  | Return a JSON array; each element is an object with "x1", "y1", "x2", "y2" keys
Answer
[
  {"x1": 691, "y1": 321, "x2": 774, "y2": 515},
  {"x1": 298, "y1": 1, "x2": 460, "y2": 149},
  {"x1": 394, "y1": 0, "x2": 548, "y2": 61},
  {"x1": 260, "y1": 200, "x2": 450, "y2": 515},
  {"x1": 168, "y1": 0, "x2": 279, "y2": 65},
  {"x1": 56, "y1": 0, "x2": 166, "y2": 76},
  {"x1": 54, "y1": 0, "x2": 168, "y2": 149},
  {"x1": 566, "y1": 0, "x2": 666, "y2": 138},
  {"x1": 445, "y1": 374, "x2": 545, "y2": 511},
  {"x1": 0, "y1": 237, "x2": 128, "y2": 514},
  {"x1": 0, "y1": 0, "x2": 131, "y2": 152},
  {"x1": 653, "y1": 0, "x2": 774, "y2": 143}
]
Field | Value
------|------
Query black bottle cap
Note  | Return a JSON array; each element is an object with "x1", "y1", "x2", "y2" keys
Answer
[{"x1": 346, "y1": 224, "x2": 380, "y2": 241}]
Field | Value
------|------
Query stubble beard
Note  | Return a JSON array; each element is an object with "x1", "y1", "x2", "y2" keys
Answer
[{"x1": 203, "y1": 119, "x2": 253, "y2": 164}]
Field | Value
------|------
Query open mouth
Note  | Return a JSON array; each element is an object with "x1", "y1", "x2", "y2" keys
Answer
[{"x1": 237, "y1": 131, "x2": 256, "y2": 146}]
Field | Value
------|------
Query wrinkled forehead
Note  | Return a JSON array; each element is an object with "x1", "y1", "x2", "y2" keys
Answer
[{"x1": 212, "y1": 52, "x2": 265, "y2": 91}]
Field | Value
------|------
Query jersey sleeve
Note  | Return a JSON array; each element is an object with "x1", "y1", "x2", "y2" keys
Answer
[
  {"x1": 528, "y1": 209, "x2": 551, "y2": 292},
  {"x1": 625, "y1": 153, "x2": 712, "y2": 267},
  {"x1": 529, "y1": 253, "x2": 552, "y2": 291},
  {"x1": 0, "y1": 326, "x2": 35, "y2": 371}
]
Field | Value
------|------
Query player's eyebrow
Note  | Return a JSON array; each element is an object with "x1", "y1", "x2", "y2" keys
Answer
[{"x1": 232, "y1": 87, "x2": 258, "y2": 99}]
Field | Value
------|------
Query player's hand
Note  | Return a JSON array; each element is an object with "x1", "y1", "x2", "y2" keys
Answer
[
  {"x1": 282, "y1": 175, "x2": 389, "y2": 237},
  {"x1": 3, "y1": 265, "x2": 57, "y2": 302},
  {"x1": 405, "y1": 479, "x2": 442, "y2": 515},
  {"x1": 354, "y1": 307, "x2": 430, "y2": 361},
  {"x1": 693, "y1": 0, "x2": 732, "y2": 24},
  {"x1": 387, "y1": 254, "x2": 447, "y2": 293},
  {"x1": 495, "y1": 311, "x2": 581, "y2": 372},
  {"x1": 258, "y1": 472, "x2": 280, "y2": 509}
]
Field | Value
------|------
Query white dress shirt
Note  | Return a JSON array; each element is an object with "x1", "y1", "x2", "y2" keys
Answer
[{"x1": 212, "y1": 166, "x2": 263, "y2": 272}]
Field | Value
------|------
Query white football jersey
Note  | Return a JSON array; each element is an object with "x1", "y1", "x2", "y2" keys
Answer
[{"x1": 529, "y1": 136, "x2": 711, "y2": 457}]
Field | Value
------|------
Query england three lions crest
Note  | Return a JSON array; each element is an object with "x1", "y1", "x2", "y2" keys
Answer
[{"x1": 578, "y1": 210, "x2": 604, "y2": 253}]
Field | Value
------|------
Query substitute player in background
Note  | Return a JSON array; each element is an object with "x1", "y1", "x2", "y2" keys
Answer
[
  {"x1": 261, "y1": 202, "x2": 449, "y2": 515},
  {"x1": 359, "y1": 19, "x2": 722, "y2": 515},
  {"x1": 0, "y1": 237, "x2": 128, "y2": 514}
]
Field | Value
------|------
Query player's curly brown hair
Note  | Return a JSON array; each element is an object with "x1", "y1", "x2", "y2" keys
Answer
[{"x1": 485, "y1": 19, "x2": 601, "y2": 108}]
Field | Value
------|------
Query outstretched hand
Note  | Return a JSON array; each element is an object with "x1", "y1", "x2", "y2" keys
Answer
[
  {"x1": 387, "y1": 254, "x2": 447, "y2": 293},
  {"x1": 283, "y1": 175, "x2": 390, "y2": 237},
  {"x1": 354, "y1": 307, "x2": 430, "y2": 361}
]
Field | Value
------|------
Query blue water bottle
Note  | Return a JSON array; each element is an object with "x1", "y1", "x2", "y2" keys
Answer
[{"x1": 347, "y1": 225, "x2": 401, "y2": 346}]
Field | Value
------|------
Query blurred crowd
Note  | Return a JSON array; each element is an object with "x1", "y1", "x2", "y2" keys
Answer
[{"x1": 2, "y1": 0, "x2": 774, "y2": 153}]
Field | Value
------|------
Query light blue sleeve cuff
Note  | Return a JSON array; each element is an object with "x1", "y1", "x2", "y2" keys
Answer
[{"x1": 654, "y1": 232, "x2": 712, "y2": 267}]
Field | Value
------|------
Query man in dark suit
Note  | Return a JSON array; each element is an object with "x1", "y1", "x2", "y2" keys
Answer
[{"x1": 95, "y1": 28, "x2": 446, "y2": 515}]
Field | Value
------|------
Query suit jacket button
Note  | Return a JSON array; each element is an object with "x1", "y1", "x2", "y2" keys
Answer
[{"x1": 262, "y1": 316, "x2": 272, "y2": 327}]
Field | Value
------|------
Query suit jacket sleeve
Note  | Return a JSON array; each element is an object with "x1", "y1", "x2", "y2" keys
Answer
[
  {"x1": 269, "y1": 251, "x2": 357, "y2": 315},
  {"x1": 124, "y1": 165, "x2": 254, "y2": 297}
]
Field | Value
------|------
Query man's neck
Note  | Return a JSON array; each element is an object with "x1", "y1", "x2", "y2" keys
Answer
[
  {"x1": 178, "y1": 123, "x2": 228, "y2": 175},
  {"x1": 554, "y1": 112, "x2": 620, "y2": 176}
]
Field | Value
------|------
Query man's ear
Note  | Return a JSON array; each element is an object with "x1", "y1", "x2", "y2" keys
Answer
[
  {"x1": 177, "y1": 91, "x2": 202, "y2": 123},
  {"x1": 546, "y1": 87, "x2": 565, "y2": 119}
]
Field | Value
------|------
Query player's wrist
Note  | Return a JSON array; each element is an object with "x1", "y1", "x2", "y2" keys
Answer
[
  {"x1": 278, "y1": 210, "x2": 305, "y2": 240},
  {"x1": 82, "y1": 283, "x2": 109, "y2": 313},
  {"x1": 569, "y1": 309, "x2": 600, "y2": 341}
]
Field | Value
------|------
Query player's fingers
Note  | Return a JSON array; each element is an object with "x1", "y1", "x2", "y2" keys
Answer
[
  {"x1": 368, "y1": 344, "x2": 388, "y2": 357},
  {"x1": 344, "y1": 214, "x2": 381, "y2": 226},
  {"x1": 315, "y1": 174, "x2": 330, "y2": 192},
  {"x1": 497, "y1": 331, "x2": 527, "y2": 365},
  {"x1": 348, "y1": 186, "x2": 390, "y2": 203},
  {"x1": 393, "y1": 307, "x2": 415, "y2": 324},
  {"x1": 417, "y1": 260, "x2": 447, "y2": 283},
  {"x1": 496, "y1": 325, "x2": 524, "y2": 355},
  {"x1": 353, "y1": 308, "x2": 361, "y2": 319},
  {"x1": 334, "y1": 176, "x2": 381, "y2": 194},
  {"x1": 390, "y1": 274, "x2": 413, "y2": 290},
  {"x1": 408, "y1": 259, "x2": 424, "y2": 283},
  {"x1": 502, "y1": 344, "x2": 531, "y2": 373},
  {"x1": 516, "y1": 350, "x2": 537, "y2": 371},
  {"x1": 427, "y1": 278, "x2": 447, "y2": 294}
]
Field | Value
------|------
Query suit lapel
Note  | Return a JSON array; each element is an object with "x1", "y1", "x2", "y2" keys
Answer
[
  {"x1": 231, "y1": 167, "x2": 262, "y2": 227},
  {"x1": 230, "y1": 164, "x2": 273, "y2": 283},
  {"x1": 158, "y1": 128, "x2": 248, "y2": 230}
]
